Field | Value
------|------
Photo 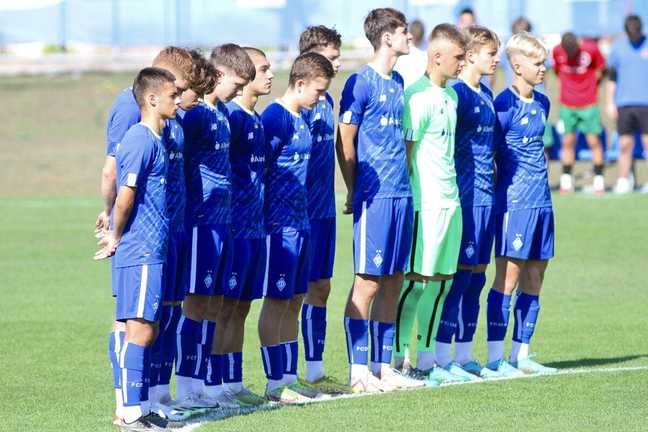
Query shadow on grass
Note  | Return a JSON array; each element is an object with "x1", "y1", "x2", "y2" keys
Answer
[{"x1": 546, "y1": 354, "x2": 648, "y2": 369}]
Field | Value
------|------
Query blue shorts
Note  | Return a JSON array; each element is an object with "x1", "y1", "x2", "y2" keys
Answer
[
  {"x1": 353, "y1": 197, "x2": 413, "y2": 276},
  {"x1": 495, "y1": 208, "x2": 555, "y2": 260},
  {"x1": 458, "y1": 206, "x2": 495, "y2": 266},
  {"x1": 114, "y1": 263, "x2": 164, "y2": 322},
  {"x1": 263, "y1": 228, "x2": 310, "y2": 300},
  {"x1": 225, "y1": 237, "x2": 267, "y2": 301},
  {"x1": 309, "y1": 217, "x2": 336, "y2": 282},
  {"x1": 163, "y1": 230, "x2": 189, "y2": 302},
  {"x1": 183, "y1": 224, "x2": 233, "y2": 296}
]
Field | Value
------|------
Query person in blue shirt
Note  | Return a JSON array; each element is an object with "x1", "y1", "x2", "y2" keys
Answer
[
  {"x1": 297, "y1": 25, "x2": 349, "y2": 394},
  {"x1": 489, "y1": 32, "x2": 557, "y2": 377},
  {"x1": 259, "y1": 52, "x2": 334, "y2": 403},
  {"x1": 220, "y1": 47, "x2": 273, "y2": 406},
  {"x1": 98, "y1": 47, "x2": 198, "y2": 424},
  {"x1": 606, "y1": 14, "x2": 648, "y2": 193},
  {"x1": 175, "y1": 44, "x2": 255, "y2": 408},
  {"x1": 337, "y1": 8, "x2": 418, "y2": 393},
  {"x1": 94, "y1": 67, "x2": 180, "y2": 430},
  {"x1": 434, "y1": 25, "x2": 501, "y2": 380}
]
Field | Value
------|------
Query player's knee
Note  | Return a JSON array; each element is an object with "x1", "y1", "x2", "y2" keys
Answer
[
  {"x1": 352, "y1": 276, "x2": 380, "y2": 300},
  {"x1": 457, "y1": 264, "x2": 475, "y2": 272},
  {"x1": 288, "y1": 295, "x2": 304, "y2": 315},
  {"x1": 308, "y1": 279, "x2": 331, "y2": 304},
  {"x1": 205, "y1": 295, "x2": 224, "y2": 322},
  {"x1": 234, "y1": 301, "x2": 251, "y2": 321},
  {"x1": 183, "y1": 295, "x2": 208, "y2": 320},
  {"x1": 126, "y1": 319, "x2": 157, "y2": 346}
]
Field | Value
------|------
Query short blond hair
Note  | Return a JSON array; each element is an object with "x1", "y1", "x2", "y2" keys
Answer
[
  {"x1": 506, "y1": 31, "x2": 547, "y2": 62},
  {"x1": 465, "y1": 25, "x2": 500, "y2": 51}
]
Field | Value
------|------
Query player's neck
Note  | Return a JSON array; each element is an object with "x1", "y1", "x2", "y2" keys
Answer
[
  {"x1": 368, "y1": 48, "x2": 398, "y2": 77},
  {"x1": 204, "y1": 91, "x2": 219, "y2": 107},
  {"x1": 140, "y1": 111, "x2": 164, "y2": 137},
  {"x1": 279, "y1": 90, "x2": 302, "y2": 115},
  {"x1": 426, "y1": 67, "x2": 447, "y2": 87},
  {"x1": 459, "y1": 67, "x2": 482, "y2": 90},
  {"x1": 237, "y1": 92, "x2": 258, "y2": 112},
  {"x1": 511, "y1": 77, "x2": 534, "y2": 99}
]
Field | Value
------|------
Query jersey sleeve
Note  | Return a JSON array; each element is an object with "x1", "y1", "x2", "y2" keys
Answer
[
  {"x1": 403, "y1": 90, "x2": 430, "y2": 142},
  {"x1": 607, "y1": 44, "x2": 619, "y2": 81},
  {"x1": 452, "y1": 84, "x2": 469, "y2": 121},
  {"x1": 106, "y1": 103, "x2": 140, "y2": 156},
  {"x1": 116, "y1": 129, "x2": 155, "y2": 189},
  {"x1": 339, "y1": 73, "x2": 370, "y2": 125},
  {"x1": 261, "y1": 107, "x2": 287, "y2": 162}
]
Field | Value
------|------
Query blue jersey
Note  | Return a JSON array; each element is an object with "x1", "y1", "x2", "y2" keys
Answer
[
  {"x1": 607, "y1": 36, "x2": 648, "y2": 107},
  {"x1": 453, "y1": 80, "x2": 496, "y2": 207},
  {"x1": 226, "y1": 100, "x2": 266, "y2": 239},
  {"x1": 183, "y1": 100, "x2": 232, "y2": 226},
  {"x1": 261, "y1": 101, "x2": 311, "y2": 233},
  {"x1": 163, "y1": 118, "x2": 186, "y2": 232},
  {"x1": 339, "y1": 65, "x2": 411, "y2": 204},
  {"x1": 494, "y1": 88, "x2": 552, "y2": 212},
  {"x1": 106, "y1": 88, "x2": 140, "y2": 156},
  {"x1": 114, "y1": 123, "x2": 169, "y2": 268},
  {"x1": 303, "y1": 92, "x2": 336, "y2": 219}
]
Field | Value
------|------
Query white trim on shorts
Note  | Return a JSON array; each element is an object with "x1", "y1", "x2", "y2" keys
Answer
[
  {"x1": 305, "y1": 304, "x2": 314, "y2": 358},
  {"x1": 189, "y1": 226, "x2": 198, "y2": 294},
  {"x1": 358, "y1": 201, "x2": 368, "y2": 274},
  {"x1": 262, "y1": 235, "x2": 271, "y2": 296},
  {"x1": 136, "y1": 264, "x2": 148, "y2": 318}
]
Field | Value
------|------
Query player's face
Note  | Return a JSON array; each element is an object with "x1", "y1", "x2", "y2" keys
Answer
[
  {"x1": 215, "y1": 66, "x2": 249, "y2": 102},
  {"x1": 440, "y1": 42, "x2": 466, "y2": 79},
  {"x1": 517, "y1": 55, "x2": 546, "y2": 85},
  {"x1": 249, "y1": 55, "x2": 274, "y2": 96},
  {"x1": 458, "y1": 12, "x2": 475, "y2": 29},
  {"x1": 179, "y1": 88, "x2": 201, "y2": 110},
  {"x1": 388, "y1": 26, "x2": 412, "y2": 56},
  {"x1": 297, "y1": 76, "x2": 330, "y2": 110},
  {"x1": 473, "y1": 43, "x2": 500, "y2": 75},
  {"x1": 316, "y1": 44, "x2": 341, "y2": 75},
  {"x1": 156, "y1": 81, "x2": 181, "y2": 119}
]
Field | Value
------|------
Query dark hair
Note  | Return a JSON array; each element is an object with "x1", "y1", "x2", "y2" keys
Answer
[
  {"x1": 410, "y1": 19, "x2": 425, "y2": 44},
  {"x1": 511, "y1": 16, "x2": 533, "y2": 34},
  {"x1": 133, "y1": 67, "x2": 176, "y2": 108},
  {"x1": 561, "y1": 32, "x2": 580, "y2": 59},
  {"x1": 459, "y1": 7, "x2": 474, "y2": 16},
  {"x1": 288, "y1": 52, "x2": 335, "y2": 86},
  {"x1": 428, "y1": 23, "x2": 468, "y2": 48},
  {"x1": 465, "y1": 25, "x2": 500, "y2": 51},
  {"x1": 364, "y1": 8, "x2": 407, "y2": 50},
  {"x1": 210, "y1": 43, "x2": 256, "y2": 82},
  {"x1": 625, "y1": 15, "x2": 643, "y2": 40},
  {"x1": 299, "y1": 25, "x2": 342, "y2": 54},
  {"x1": 152, "y1": 46, "x2": 193, "y2": 81},
  {"x1": 188, "y1": 49, "x2": 218, "y2": 96}
]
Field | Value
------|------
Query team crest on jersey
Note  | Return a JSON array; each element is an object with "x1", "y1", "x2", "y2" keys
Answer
[
  {"x1": 228, "y1": 275, "x2": 238, "y2": 290},
  {"x1": 512, "y1": 234, "x2": 524, "y2": 251},
  {"x1": 474, "y1": 106, "x2": 480, "y2": 113},
  {"x1": 204, "y1": 271, "x2": 214, "y2": 288},
  {"x1": 379, "y1": 94, "x2": 387, "y2": 102},
  {"x1": 531, "y1": 109, "x2": 537, "y2": 115},
  {"x1": 373, "y1": 250, "x2": 384, "y2": 268},
  {"x1": 152, "y1": 301, "x2": 159, "y2": 311},
  {"x1": 465, "y1": 243, "x2": 475, "y2": 259},
  {"x1": 521, "y1": 117, "x2": 529, "y2": 125},
  {"x1": 248, "y1": 132, "x2": 254, "y2": 140},
  {"x1": 276, "y1": 277, "x2": 287, "y2": 291}
]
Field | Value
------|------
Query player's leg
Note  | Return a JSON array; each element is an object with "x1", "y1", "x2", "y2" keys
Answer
[
  {"x1": 108, "y1": 320, "x2": 126, "y2": 423},
  {"x1": 559, "y1": 107, "x2": 578, "y2": 193},
  {"x1": 614, "y1": 108, "x2": 636, "y2": 193},
  {"x1": 638, "y1": 107, "x2": 648, "y2": 191},
  {"x1": 581, "y1": 106, "x2": 605, "y2": 193}
]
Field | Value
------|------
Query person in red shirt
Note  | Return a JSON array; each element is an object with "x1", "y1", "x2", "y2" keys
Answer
[{"x1": 553, "y1": 32, "x2": 606, "y2": 194}]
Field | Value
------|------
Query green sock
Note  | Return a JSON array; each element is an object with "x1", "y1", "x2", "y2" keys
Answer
[
  {"x1": 394, "y1": 280, "x2": 425, "y2": 358},
  {"x1": 416, "y1": 280, "x2": 449, "y2": 354}
]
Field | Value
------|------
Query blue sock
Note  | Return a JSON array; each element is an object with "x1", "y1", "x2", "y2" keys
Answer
[
  {"x1": 344, "y1": 317, "x2": 369, "y2": 365},
  {"x1": 109, "y1": 331, "x2": 125, "y2": 390},
  {"x1": 456, "y1": 272, "x2": 487, "y2": 342},
  {"x1": 301, "y1": 304, "x2": 327, "y2": 361},
  {"x1": 205, "y1": 354, "x2": 224, "y2": 388},
  {"x1": 260, "y1": 345, "x2": 283, "y2": 381},
  {"x1": 149, "y1": 307, "x2": 170, "y2": 393},
  {"x1": 222, "y1": 352, "x2": 243, "y2": 385},
  {"x1": 197, "y1": 321, "x2": 215, "y2": 382},
  {"x1": 486, "y1": 289, "x2": 512, "y2": 341},
  {"x1": 175, "y1": 316, "x2": 200, "y2": 379},
  {"x1": 436, "y1": 270, "x2": 471, "y2": 343},
  {"x1": 369, "y1": 321, "x2": 395, "y2": 370},
  {"x1": 281, "y1": 340, "x2": 299, "y2": 377},
  {"x1": 159, "y1": 305, "x2": 181, "y2": 388},
  {"x1": 119, "y1": 342, "x2": 148, "y2": 408},
  {"x1": 512, "y1": 293, "x2": 540, "y2": 343}
]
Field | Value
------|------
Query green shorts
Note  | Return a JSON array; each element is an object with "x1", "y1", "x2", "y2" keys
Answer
[
  {"x1": 559, "y1": 105, "x2": 602, "y2": 135},
  {"x1": 408, "y1": 206, "x2": 462, "y2": 277}
]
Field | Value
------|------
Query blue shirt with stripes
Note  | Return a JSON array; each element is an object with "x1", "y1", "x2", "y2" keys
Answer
[{"x1": 106, "y1": 88, "x2": 140, "y2": 156}]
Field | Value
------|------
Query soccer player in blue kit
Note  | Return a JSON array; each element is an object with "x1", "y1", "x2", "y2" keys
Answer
[
  {"x1": 221, "y1": 47, "x2": 274, "y2": 406},
  {"x1": 297, "y1": 25, "x2": 349, "y2": 394},
  {"x1": 337, "y1": 8, "x2": 421, "y2": 392},
  {"x1": 259, "y1": 52, "x2": 334, "y2": 403},
  {"x1": 94, "y1": 67, "x2": 180, "y2": 430},
  {"x1": 175, "y1": 44, "x2": 255, "y2": 408},
  {"x1": 432, "y1": 25, "x2": 502, "y2": 379},
  {"x1": 488, "y1": 32, "x2": 557, "y2": 376}
]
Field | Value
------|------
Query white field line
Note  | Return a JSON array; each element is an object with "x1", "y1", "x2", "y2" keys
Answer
[{"x1": 176, "y1": 365, "x2": 648, "y2": 431}]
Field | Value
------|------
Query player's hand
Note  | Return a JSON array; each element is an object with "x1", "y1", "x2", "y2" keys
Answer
[
  {"x1": 94, "y1": 211, "x2": 110, "y2": 239},
  {"x1": 94, "y1": 233, "x2": 118, "y2": 261},
  {"x1": 605, "y1": 102, "x2": 618, "y2": 122},
  {"x1": 342, "y1": 193, "x2": 353, "y2": 215}
]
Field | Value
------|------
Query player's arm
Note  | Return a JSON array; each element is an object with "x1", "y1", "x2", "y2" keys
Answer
[
  {"x1": 96, "y1": 156, "x2": 116, "y2": 237},
  {"x1": 605, "y1": 71, "x2": 618, "y2": 121},
  {"x1": 336, "y1": 123, "x2": 357, "y2": 214},
  {"x1": 405, "y1": 140, "x2": 415, "y2": 173},
  {"x1": 95, "y1": 185, "x2": 135, "y2": 260}
]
